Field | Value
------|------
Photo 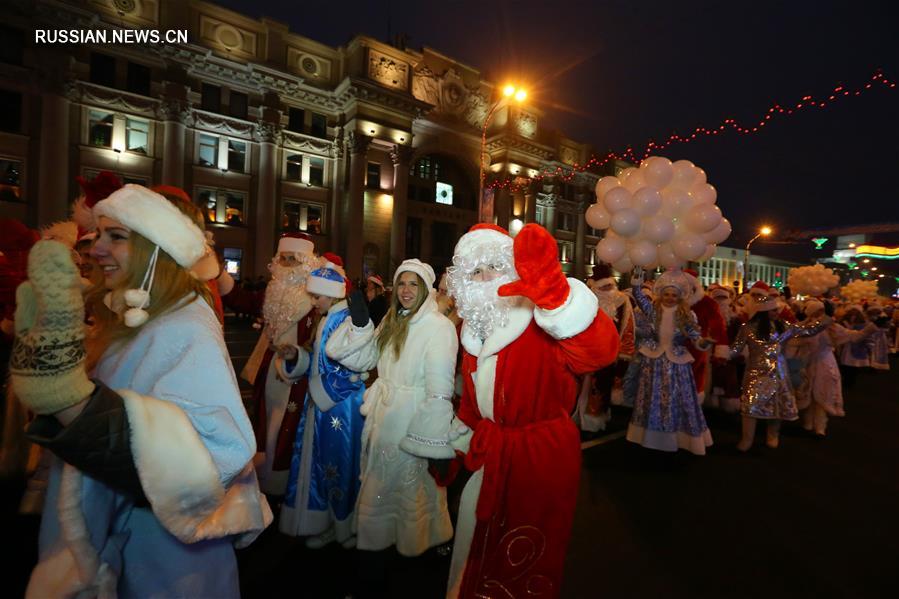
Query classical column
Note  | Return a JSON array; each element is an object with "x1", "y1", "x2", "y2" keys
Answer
[
  {"x1": 344, "y1": 132, "x2": 370, "y2": 281},
  {"x1": 542, "y1": 193, "x2": 557, "y2": 236},
  {"x1": 37, "y1": 80, "x2": 71, "y2": 225},
  {"x1": 160, "y1": 96, "x2": 189, "y2": 187},
  {"x1": 574, "y1": 198, "x2": 586, "y2": 279},
  {"x1": 389, "y1": 144, "x2": 414, "y2": 275},
  {"x1": 253, "y1": 121, "x2": 281, "y2": 278}
]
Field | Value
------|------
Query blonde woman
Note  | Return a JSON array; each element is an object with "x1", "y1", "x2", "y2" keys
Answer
[
  {"x1": 627, "y1": 269, "x2": 714, "y2": 455},
  {"x1": 327, "y1": 259, "x2": 459, "y2": 556},
  {"x1": 10, "y1": 185, "x2": 269, "y2": 597}
]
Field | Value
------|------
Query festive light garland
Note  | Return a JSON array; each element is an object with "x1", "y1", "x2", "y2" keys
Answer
[{"x1": 486, "y1": 70, "x2": 896, "y2": 192}]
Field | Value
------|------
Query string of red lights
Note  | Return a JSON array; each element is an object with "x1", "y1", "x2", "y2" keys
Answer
[{"x1": 486, "y1": 70, "x2": 896, "y2": 192}]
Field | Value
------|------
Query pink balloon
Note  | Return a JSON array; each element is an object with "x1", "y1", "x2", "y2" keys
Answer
[
  {"x1": 698, "y1": 244, "x2": 716, "y2": 262},
  {"x1": 585, "y1": 203, "x2": 611, "y2": 230},
  {"x1": 612, "y1": 256, "x2": 634, "y2": 273},
  {"x1": 685, "y1": 204, "x2": 722, "y2": 234},
  {"x1": 670, "y1": 160, "x2": 699, "y2": 189},
  {"x1": 632, "y1": 187, "x2": 662, "y2": 217},
  {"x1": 671, "y1": 233, "x2": 706, "y2": 261},
  {"x1": 657, "y1": 243, "x2": 680, "y2": 268},
  {"x1": 610, "y1": 208, "x2": 641, "y2": 237},
  {"x1": 623, "y1": 170, "x2": 646, "y2": 192},
  {"x1": 702, "y1": 217, "x2": 732, "y2": 244},
  {"x1": 628, "y1": 240, "x2": 658, "y2": 267},
  {"x1": 640, "y1": 156, "x2": 674, "y2": 189},
  {"x1": 690, "y1": 183, "x2": 717, "y2": 205},
  {"x1": 643, "y1": 214, "x2": 675, "y2": 243},
  {"x1": 597, "y1": 235, "x2": 626, "y2": 263},
  {"x1": 595, "y1": 176, "x2": 621, "y2": 199},
  {"x1": 660, "y1": 188, "x2": 692, "y2": 216},
  {"x1": 603, "y1": 187, "x2": 633, "y2": 214}
]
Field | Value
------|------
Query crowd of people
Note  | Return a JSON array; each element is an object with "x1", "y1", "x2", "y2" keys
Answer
[{"x1": 0, "y1": 172, "x2": 896, "y2": 598}]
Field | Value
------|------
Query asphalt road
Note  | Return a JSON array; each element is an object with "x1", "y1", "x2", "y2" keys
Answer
[{"x1": 2, "y1": 317, "x2": 895, "y2": 598}]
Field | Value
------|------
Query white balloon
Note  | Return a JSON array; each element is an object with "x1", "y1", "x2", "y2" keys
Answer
[
  {"x1": 632, "y1": 187, "x2": 662, "y2": 217},
  {"x1": 657, "y1": 243, "x2": 680, "y2": 268},
  {"x1": 670, "y1": 160, "x2": 699, "y2": 189},
  {"x1": 671, "y1": 233, "x2": 706, "y2": 261},
  {"x1": 585, "y1": 203, "x2": 612, "y2": 230},
  {"x1": 612, "y1": 256, "x2": 634, "y2": 273},
  {"x1": 603, "y1": 187, "x2": 633, "y2": 214},
  {"x1": 595, "y1": 176, "x2": 621, "y2": 199},
  {"x1": 611, "y1": 208, "x2": 641, "y2": 237},
  {"x1": 619, "y1": 167, "x2": 638, "y2": 182},
  {"x1": 623, "y1": 170, "x2": 646, "y2": 192},
  {"x1": 629, "y1": 240, "x2": 658, "y2": 267},
  {"x1": 702, "y1": 217, "x2": 732, "y2": 244},
  {"x1": 690, "y1": 183, "x2": 718, "y2": 205},
  {"x1": 685, "y1": 204, "x2": 722, "y2": 234},
  {"x1": 643, "y1": 214, "x2": 675, "y2": 243},
  {"x1": 660, "y1": 187, "x2": 693, "y2": 217},
  {"x1": 596, "y1": 235, "x2": 626, "y2": 264},
  {"x1": 641, "y1": 156, "x2": 674, "y2": 189},
  {"x1": 698, "y1": 244, "x2": 716, "y2": 262}
]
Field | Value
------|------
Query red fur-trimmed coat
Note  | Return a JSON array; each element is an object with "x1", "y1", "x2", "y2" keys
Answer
[
  {"x1": 688, "y1": 295, "x2": 729, "y2": 393},
  {"x1": 447, "y1": 280, "x2": 619, "y2": 598}
]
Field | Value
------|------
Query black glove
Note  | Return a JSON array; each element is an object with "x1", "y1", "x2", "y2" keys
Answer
[
  {"x1": 428, "y1": 458, "x2": 452, "y2": 479},
  {"x1": 823, "y1": 300, "x2": 835, "y2": 317},
  {"x1": 347, "y1": 289, "x2": 370, "y2": 327}
]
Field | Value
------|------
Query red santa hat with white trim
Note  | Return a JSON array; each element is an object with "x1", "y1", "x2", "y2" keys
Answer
[
  {"x1": 278, "y1": 232, "x2": 314, "y2": 255},
  {"x1": 748, "y1": 281, "x2": 778, "y2": 312}
]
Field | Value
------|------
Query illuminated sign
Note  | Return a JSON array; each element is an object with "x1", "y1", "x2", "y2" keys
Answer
[
  {"x1": 436, "y1": 182, "x2": 453, "y2": 205},
  {"x1": 854, "y1": 244, "x2": 899, "y2": 260},
  {"x1": 812, "y1": 237, "x2": 828, "y2": 250}
]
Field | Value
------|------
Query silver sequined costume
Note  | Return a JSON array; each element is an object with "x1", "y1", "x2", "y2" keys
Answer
[{"x1": 731, "y1": 317, "x2": 829, "y2": 420}]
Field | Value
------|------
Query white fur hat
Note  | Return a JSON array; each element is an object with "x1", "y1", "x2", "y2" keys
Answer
[
  {"x1": 452, "y1": 224, "x2": 512, "y2": 263},
  {"x1": 278, "y1": 232, "x2": 314, "y2": 255},
  {"x1": 394, "y1": 259, "x2": 436, "y2": 289},
  {"x1": 653, "y1": 269, "x2": 693, "y2": 300},
  {"x1": 94, "y1": 185, "x2": 206, "y2": 268}
]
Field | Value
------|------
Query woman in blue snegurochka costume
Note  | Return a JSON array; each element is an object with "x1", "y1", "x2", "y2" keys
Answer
[
  {"x1": 627, "y1": 268, "x2": 714, "y2": 455},
  {"x1": 279, "y1": 260, "x2": 368, "y2": 550},
  {"x1": 621, "y1": 281, "x2": 654, "y2": 408}
]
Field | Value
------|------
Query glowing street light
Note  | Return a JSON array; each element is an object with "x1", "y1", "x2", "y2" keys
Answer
[
  {"x1": 479, "y1": 83, "x2": 528, "y2": 223},
  {"x1": 743, "y1": 225, "x2": 772, "y2": 293}
]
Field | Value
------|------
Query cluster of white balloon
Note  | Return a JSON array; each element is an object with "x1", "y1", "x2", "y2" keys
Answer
[
  {"x1": 787, "y1": 264, "x2": 840, "y2": 297},
  {"x1": 840, "y1": 280, "x2": 879, "y2": 304},
  {"x1": 586, "y1": 157, "x2": 731, "y2": 273}
]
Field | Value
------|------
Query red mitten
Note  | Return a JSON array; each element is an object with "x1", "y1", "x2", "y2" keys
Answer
[{"x1": 498, "y1": 224, "x2": 569, "y2": 310}]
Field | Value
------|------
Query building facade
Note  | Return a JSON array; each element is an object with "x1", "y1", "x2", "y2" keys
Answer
[
  {"x1": 0, "y1": 0, "x2": 611, "y2": 282},
  {"x1": 690, "y1": 245, "x2": 801, "y2": 291}
]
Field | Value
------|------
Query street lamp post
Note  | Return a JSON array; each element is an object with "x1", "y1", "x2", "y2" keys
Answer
[
  {"x1": 743, "y1": 225, "x2": 772, "y2": 293},
  {"x1": 478, "y1": 84, "x2": 526, "y2": 223}
]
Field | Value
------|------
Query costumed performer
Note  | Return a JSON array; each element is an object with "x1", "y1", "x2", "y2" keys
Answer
[
  {"x1": 12, "y1": 185, "x2": 270, "y2": 597},
  {"x1": 443, "y1": 223, "x2": 619, "y2": 598},
  {"x1": 683, "y1": 269, "x2": 729, "y2": 403}
]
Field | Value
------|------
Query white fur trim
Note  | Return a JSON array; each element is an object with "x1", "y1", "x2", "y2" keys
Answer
[
  {"x1": 453, "y1": 228, "x2": 512, "y2": 260},
  {"x1": 306, "y1": 274, "x2": 346, "y2": 299},
  {"x1": 308, "y1": 374, "x2": 338, "y2": 412},
  {"x1": 274, "y1": 347, "x2": 311, "y2": 381},
  {"x1": 399, "y1": 397, "x2": 456, "y2": 459},
  {"x1": 278, "y1": 236, "x2": 314, "y2": 255},
  {"x1": 120, "y1": 390, "x2": 272, "y2": 546},
  {"x1": 94, "y1": 185, "x2": 206, "y2": 268},
  {"x1": 460, "y1": 300, "x2": 533, "y2": 363},
  {"x1": 534, "y1": 278, "x2": 599, "y2": 340},
  {"x1": 447, "y1": 468, "x2": 484, "y2": 598}
]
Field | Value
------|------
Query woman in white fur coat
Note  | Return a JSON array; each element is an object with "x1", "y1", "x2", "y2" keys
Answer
[
  {"x1": 327, "y1": 259, "x2": 459, "y2": 556},
  {"x1": 10, "y1": 185, "x2": 269, "y2": 598}
]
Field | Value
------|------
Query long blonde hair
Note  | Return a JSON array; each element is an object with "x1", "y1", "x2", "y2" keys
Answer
[
  {"x1": 652, "y1": 295, "x2": 694, "y2": 336},
  {"x1": 85, "y1": 230, "x2": 213, "y2": 370},
  {"x1": 376, "y1": 272, "x2": 429, "y2": 359}
]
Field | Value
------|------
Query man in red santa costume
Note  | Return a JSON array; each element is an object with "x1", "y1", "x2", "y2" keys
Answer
[
  {"x1": 444, "y1": 223, "x2": 619, "y2": 598},
  {"x1": 244, "y1": 232, "x2": 318, "y2": 498},
  {"x1": 707, "y1": 284, "x2": 742, "y2": 411},
  {"x1": 578, "y1": 263, "x2": 635, "y2": 431},
  {"x1": 683, "y1": 269, "x2": 729, "y2": 401}
]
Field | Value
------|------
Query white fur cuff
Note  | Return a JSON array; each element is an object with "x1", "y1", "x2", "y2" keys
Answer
[{"x1": 534, "y1": 278, "x2": 599, "y2": 340}]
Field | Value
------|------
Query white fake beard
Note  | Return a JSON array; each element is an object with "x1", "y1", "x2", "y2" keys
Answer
[
  {"x1": 715, "y1": 299, "x2": 734, "y2": 322},
  {"x1": 595, "y1": 289, "x2": 623, "y2": 321},
  {"x1": 452, "y1": 274, "x2": 519, "y2": 340},
  {"x1": 263, "y1": 264, "x2": 310, "y2": 339}
]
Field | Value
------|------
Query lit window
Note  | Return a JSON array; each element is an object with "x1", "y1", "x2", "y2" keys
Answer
[
  {"x1": 366, "y1": 162, "x2": 380, "y2": 189},
  {"x1": 309, "y1": 157, "x2": 324, "y2": 187},
  {"x1": 282, "y1": 200, "x2": 324, "y2": 234},
  {"x1": 0, "y1": 158, "x2": 23, "y2": 202},
  {"x1": 88, "y1": 109, "x2": 114, "y2": 148},
  {"x1": 198, "y1": 134, "x2": 217, "y2": 166},
  {"x1": 286, "y1": 154, "x2": 303, "y2": 181},
  {"x1": 126, "y1": 118, "x2": 149, "y2": 155},
  {"x1": 197, "y1": 187, "x2": 246, "y2": 226},
  {"x1": 224, "y1": 191, "x2": 245, "y2": 225},
  {"x1": 227, "y1": 140, "x2": 246, "y2": 172}
]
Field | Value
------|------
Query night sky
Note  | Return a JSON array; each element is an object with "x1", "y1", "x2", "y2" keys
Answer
[{"x1": 218, "y1": 0, "x2": 898, "y2": 260}]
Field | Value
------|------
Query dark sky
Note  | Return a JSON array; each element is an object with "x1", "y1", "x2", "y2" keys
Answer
[{"x1": 218, "y1": 0, "x2": 898, "y2": 259}]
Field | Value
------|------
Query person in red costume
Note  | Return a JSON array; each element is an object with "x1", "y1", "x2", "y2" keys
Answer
[
  {"x1": 683, "y1": 269, "x2": 729, "y2": 401},
  {"x1": 443, "y1": 223, "x2": 619, "y2": 598}
]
